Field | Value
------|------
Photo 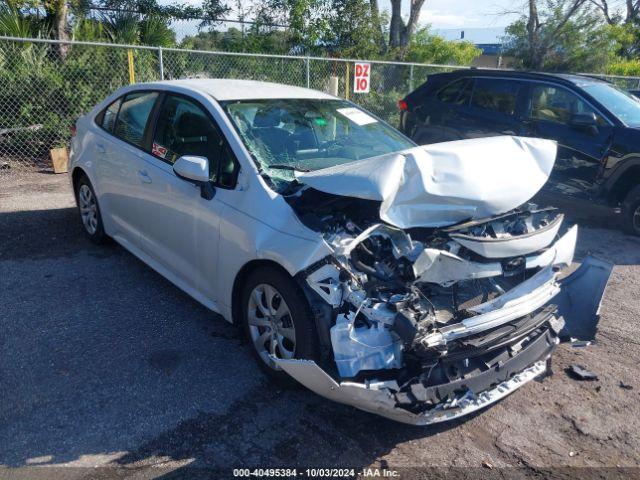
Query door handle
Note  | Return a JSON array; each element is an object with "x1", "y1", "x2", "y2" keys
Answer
[
  {"x1": 138, "y1": 169, "x2": 152, "y2": 184},
  {"x1": 96, "y1": 144, "x2": 106, "y2": 154}
]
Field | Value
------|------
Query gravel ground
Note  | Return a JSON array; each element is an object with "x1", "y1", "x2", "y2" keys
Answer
[{"x1": 1, "y1": 172, "x2": 640, "y2": 479}]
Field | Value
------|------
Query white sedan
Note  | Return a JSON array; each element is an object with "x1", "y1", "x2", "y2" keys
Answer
[{"x1": 69, "y1": 79, "x2": 610, "y2": 425}]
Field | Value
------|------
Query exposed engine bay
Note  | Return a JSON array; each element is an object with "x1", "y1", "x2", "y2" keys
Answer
[{"x1": 273, "y1": 138, "x2": 612, "y2": 425}]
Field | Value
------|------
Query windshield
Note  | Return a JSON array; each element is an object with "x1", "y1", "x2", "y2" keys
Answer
[
  {"x1": 221, "y1": 98, "x2": 415, "y2": 191},
  {"x1": 582, "y1": 82, "x2": 640, "y2": 126}
]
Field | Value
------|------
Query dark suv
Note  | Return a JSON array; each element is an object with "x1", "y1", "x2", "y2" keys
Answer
[{"x1": 399, "y1": 69, "x2": 640, "y2": 235}]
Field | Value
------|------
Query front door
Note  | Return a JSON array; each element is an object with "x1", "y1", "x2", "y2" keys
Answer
[
  {"x1": 134, "y1": 93, "x2": 237, "y2": 298},
  {"x1": 523, "y1": 83, "x2": 613, "y2": 198}
]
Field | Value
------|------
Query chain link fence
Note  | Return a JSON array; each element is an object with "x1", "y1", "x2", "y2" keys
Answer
[
  {"x1": 0, "y1": 35, "x2": 639, "y2": 175},
  {"x1": 0, "y1": 36, "x2": 458, "y2": 174}
]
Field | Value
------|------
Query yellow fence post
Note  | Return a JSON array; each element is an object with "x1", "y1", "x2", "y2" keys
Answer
[
  {"x1": 127, "y1": 49, "x2": 136, "y2": 84},
  {"x1": 345, "y1": 63, "x2": 350, "y2": 100}
]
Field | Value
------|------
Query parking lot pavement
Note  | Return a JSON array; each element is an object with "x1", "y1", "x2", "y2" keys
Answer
[{"x1": 2, "y1": 172, "x2": 640, "y2": 478}]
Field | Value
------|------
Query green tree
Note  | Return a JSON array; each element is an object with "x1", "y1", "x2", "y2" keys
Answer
[
  {"x1": 503, "y1": 0, "x2": 617, "y2": 72},
  {"x1": 266, "y1": 0, "x2": 331, "y2": 53},
  {"x1": 263, "y1": 0, "x2": 385, "y2": 57},
  {"x1": 1, "y1": 0, "x2": 89, "y2": 58},
  {"x1": 404, "y1": 27, "x2": 481, "y2": 65},
  {"x1": 181, "y1": 25, "x2": 293, "y2": 54},
  {"x1": 322, "y1": 0, "x2": 384, "y2": 57},
  {"x1": 388, "y1": 0, "x2": 427, "y2": 57},
  {"x1": 99, "y1": 0, "x2": 229, "y2": 28},
  {"x1": 103, "y1": 11, "x2": 176, "y2": 46},
  {"x1": 591, "y1": 1, "x2": 640, "y2": 59},
  {"x1": 0, "y1": 4, "x2": 43, "y2": 37}
]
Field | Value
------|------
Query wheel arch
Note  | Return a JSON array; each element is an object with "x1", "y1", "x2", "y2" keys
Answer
[
  {"x1": 606, "y1": 162, "x2": 640, "y2": 205},
  {"x1": 230, "y1": 259, "x2": 293, "y2": 325},
  {"x1": 71, "y1": 166, "x2": 89, "y2": 192},
  {"x1": 230, "y1": 258, "x2": 334, "y2": 363}
]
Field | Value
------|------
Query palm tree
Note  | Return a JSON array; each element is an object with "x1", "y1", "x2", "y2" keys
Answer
[
  {"x1": 104, "y1": 12, "x2": 175, "y2": 47},
  {"x1": 104, "y1": 11, "x2": 140, "y2": 44},
  {"x1": 139, "y1": 15, "x2": 175, "y2": 47},
  {"x1": 0, "y1": 5, "x2": 42, "y2": 38}
]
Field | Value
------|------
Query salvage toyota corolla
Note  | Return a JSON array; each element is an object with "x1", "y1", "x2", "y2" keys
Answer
[{"x1": 69, "y1": 79, "x2": 611, "y2": 425}]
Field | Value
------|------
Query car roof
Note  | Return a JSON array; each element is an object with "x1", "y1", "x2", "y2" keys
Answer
[
  {"x1": 141, "y1": 78, "x2": 338, "y2": 101},
  {"x1": 431, "y1": 69, "x2": 610, "y2": 88}
]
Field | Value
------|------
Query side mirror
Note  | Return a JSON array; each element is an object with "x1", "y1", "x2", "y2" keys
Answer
[
  {"x1": 571, "y1": 112, "x2": 598, "y2": 135},
  {"x1": 173, "y1": 155, "x2": 215, "y2": 200}
]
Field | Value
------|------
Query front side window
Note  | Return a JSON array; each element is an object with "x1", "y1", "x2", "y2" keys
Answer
[
  {"x1": 529, "y1": 85, "x2": 606, "y2": 126},
  {"x1": 221, "y1": 98, "x2": 415, "y2": 192},
  {"x1": 471, "y1": 78, "x2": 520, "y2": 116},
  {"x1": 113, "y1": 91, "x2": 158, "y2": 147},
  {"x1": 581, "y1": 82, "x2": 640, "y2": 126},
  {"x1": 436, "y1": 78, "x2": 472, "y2": 106},
  {"x1": 152, "y1": 94, "x2": 237, "y2": 187}
]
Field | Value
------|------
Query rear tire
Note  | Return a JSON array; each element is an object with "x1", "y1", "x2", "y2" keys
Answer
[
  {"x1": 74, "y1": 174, "x2": 109, "y2": 244},
  {"x1": 622, "y1": 185, "x2": 640, "y2": 236},
  {"x1": 240, "y1": 265, "x2": 321, "y2": 385}
]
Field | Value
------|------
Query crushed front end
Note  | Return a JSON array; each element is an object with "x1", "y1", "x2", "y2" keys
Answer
[{"x1": 279, "y1": 192, "x2": 611, "y2": 425}]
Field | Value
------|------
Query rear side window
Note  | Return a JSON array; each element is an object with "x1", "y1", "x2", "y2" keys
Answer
[
  {"x1": 471, "y1": 78, "x2": 520, "y2": 116},
  {"x1": 152, "y1": 94, "x2": 238, "y2": 188},
  {"x1": 113, "y1": 91, "x2": 158, "y2": 147},
  {"x1": 437, "y1": 79, "x2": 472, "y2": 106},
  {"x1": 97, "y1": 98, "x2": 121, "y2": 133}
]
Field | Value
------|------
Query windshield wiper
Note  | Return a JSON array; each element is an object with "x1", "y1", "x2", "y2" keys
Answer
[{"x1": 266, "y1": 164, "x2": 311, "y2": 172}]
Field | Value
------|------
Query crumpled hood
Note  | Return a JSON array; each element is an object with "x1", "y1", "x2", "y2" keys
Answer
[{"x1": 295, "y1": 136, "x2": 558, "y2": 228}]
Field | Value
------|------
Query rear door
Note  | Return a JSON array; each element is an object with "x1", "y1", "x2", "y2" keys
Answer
[
  {"x1": 522, "y1": 82, "x2": 613, "y2": 197},
  {"x1": 463, "y1": 77, "x2": 527, "y2": 138},
  {"x1": 93, "y1": 91, "x2": 159, "y2": 248},
  {"x1": 411, "y1": 77, "x2": 473, "y2": 144}
]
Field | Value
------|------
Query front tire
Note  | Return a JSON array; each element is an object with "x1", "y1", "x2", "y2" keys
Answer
[
  {"x1": 240, "y1": 266, "x2": 321, "y2": 383},
  {"x1": 75, "y1": 174, "x2": 109, "y2": 244},
  {"x1": 622, "y1": 185, "x2": 640, "y2": 236}
]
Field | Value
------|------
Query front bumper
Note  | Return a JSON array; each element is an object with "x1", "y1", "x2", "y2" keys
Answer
[
  {"x1": 290, "y1": 217, "x2": 612, "y2": 425},
  {"x1": 275, "y1": 324, "x2": 556, "y2": 425},
  {"x1": 282, "y1": 256, "x2": 610, "y2": 425}
]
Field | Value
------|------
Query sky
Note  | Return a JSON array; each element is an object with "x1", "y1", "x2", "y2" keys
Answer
[{"x1": 387, "y1": 0, "x2": 521, "y2": 29}]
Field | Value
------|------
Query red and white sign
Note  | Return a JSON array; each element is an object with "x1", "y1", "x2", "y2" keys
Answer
[
  {"x1": 354, "y1": 62, "x2": 371, "y2": 93},
  {"x1": 152, "y1": 142, "x2": 167, "y2": 159}
]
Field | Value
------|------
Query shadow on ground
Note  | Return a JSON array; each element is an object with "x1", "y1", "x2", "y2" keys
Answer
[{"x1": 0, "y1": 206, "x2": 480, "y2": 474}]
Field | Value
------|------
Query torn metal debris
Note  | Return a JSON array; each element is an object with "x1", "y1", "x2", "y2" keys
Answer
[{"x1": 567, "y1": 364, "x2": 599, "y2": 381}]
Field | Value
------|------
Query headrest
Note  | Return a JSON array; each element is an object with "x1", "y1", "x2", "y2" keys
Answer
[
  {"x1": 175, "y1": 112, "x2": 212, "y2": 138},
  {"x1": 253, "y1": 108, "x2": 282, "y2": 128}
]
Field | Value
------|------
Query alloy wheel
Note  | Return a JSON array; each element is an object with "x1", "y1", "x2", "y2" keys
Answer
[
  {"x1": 78, "y1": 184, "x2": 98, "y2": 235},
  {"x1": 247, "y1": 283, "x2": 296, "y2": 369}
]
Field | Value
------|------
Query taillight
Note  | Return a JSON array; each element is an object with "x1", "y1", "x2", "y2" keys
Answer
[{"x1": 398, "y1": 99, "x2": 408, "y2": 111}]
